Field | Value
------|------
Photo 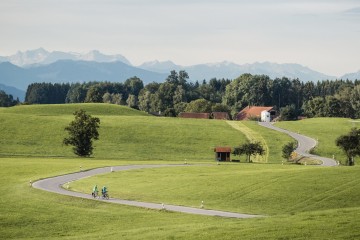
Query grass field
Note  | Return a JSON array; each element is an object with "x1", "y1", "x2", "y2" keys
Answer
[
  {"x1": 0, "y1": 104, "x2": 248, "y2": 161},
  {"x1": 1, "y1": 104, "x2": 360, "y2": 239},
  {"x1": 1, "y1": 158, "x2": 360, "y2": 239},
  {"x1": 71, "y1": 164, "x2": 360, "y2": 215},
  {"x1": 275, "y1": 118, "x2": 360, "y2": 164}
]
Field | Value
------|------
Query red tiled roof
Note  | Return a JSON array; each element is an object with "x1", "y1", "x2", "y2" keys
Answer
[
  {"x1": 214, "y1": 147, "x2": 232, "y2": 153},
  {"x1": 236, "y1": 106, "x2": 273, "y2": 120}
]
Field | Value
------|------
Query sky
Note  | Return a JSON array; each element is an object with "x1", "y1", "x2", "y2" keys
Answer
[{"x1": 1, "y1": 0, "x2": 359, "y2": 76}]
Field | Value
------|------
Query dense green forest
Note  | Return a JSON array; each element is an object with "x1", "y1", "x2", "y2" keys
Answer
[
  {"x1": 0, "y1": 90, "x2": 19, "y2": 107},
  {"x1": 22, "y1": 71, "x2": 360, "y2": 119}
]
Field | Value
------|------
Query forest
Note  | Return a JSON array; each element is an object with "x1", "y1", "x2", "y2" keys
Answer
[
  {"x1": 0, "y1": 90, "x2": 19, "y2": 107},
  {"x1": 22, "y1": 70, "x2": 360, "y2": 120}
]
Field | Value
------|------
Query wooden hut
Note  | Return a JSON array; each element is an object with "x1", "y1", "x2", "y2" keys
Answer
[{"x1": 214, "y1": 147, "x2": 231, "y2": 161}]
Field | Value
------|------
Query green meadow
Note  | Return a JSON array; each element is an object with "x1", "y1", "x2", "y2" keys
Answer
[
  {"x1": 0, "y1": 103, "x2": 246, "y2": 161},
  {"x1": 1, "y1": 104, "x2": 360, "y2": 239},
  {"x1": 276, "y1": 118, "x2": 360, "y2": 164}
]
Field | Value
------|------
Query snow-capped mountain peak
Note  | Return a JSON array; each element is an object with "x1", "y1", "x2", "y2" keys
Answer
[{"x1": 0, "y1": 48, "x2": 131, "y2": 66}]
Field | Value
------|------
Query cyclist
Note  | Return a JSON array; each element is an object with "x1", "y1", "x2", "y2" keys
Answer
[
  {"x1": 101, "y1": 186, "x2": 108, "y2": 198},
  {"x1": 92, "y1": 185, "x2": 98, "y2": 198}
]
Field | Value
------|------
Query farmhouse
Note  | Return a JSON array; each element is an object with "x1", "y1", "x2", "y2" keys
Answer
[
  {"x1": 214, "y1": 147, "x2": 231, "y2": 161},
  {"x1": 236, "y1": 106, "x2": 276, "y2": 122}
]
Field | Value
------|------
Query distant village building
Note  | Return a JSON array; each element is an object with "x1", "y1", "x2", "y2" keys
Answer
[
  {"x1": 214, "y1": 147, "x2": 231, "y2": 161},
  {"x1": 211, "y1": 112, "x2": 230, "y2": 120},
  {"x1": 178, "y1": 112, "x2": 211, "y2": 119},
  {"x1": 179, "y1": 112, "x2": 230, "y2": 120},
  {"x1": 236, "y1": 106, "x2": 276, "y2": 121},
  {"x1": 261, "y1": 110, "x2": 271, "y2": 122}
]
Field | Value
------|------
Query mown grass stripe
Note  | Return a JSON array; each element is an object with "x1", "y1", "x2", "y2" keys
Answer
[{"x1": 226, "y1": 121, "x2": 269, "y2": 162}]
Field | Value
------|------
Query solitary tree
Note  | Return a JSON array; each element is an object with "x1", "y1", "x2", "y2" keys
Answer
[
  {"x1": 282, "y1": 141, "x2": 297, "y2": 161},
  {"x1": 63, "y1": 109, "x2": 100, "y2": 157},
  {"x1": 233, "y1": 141, "x2": 265, "y2": 163},
  {"x1": 335, "y1": 128, "x2": 360, "y2": 166}
]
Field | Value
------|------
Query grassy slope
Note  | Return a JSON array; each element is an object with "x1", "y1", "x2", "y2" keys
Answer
[
  {"x1": 0, "y1": 103, "x2": 150, "y2": 116},
  {"x1": 227, "y1": 121, "x2": 269, "y2": 162},
  {"x1": 72, "y1": 164, "x2": 360, "y2": 215},
  {"x1": 2, "y1": 105, "x2": 359, "y2": 239},
  {"x1": 241, "y1": 121, "x2": 293, "y2": 163},
  {"x1": 0, "y1": 104, "x2": 247, "y2": 161},
  {"x1": 275, "y1": 118, "x2": 360, "y2": 164},
  {"x1": 1, "y1": 158, "x2": 360, "y2": 239}
]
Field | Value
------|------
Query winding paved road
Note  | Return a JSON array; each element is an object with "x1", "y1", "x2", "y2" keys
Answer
[
  {"x1": 258, "y1": 122, "x2": 338, "y2": 166},
  {"x1": 33, "y1": 164, "x2": 263, "y2": 219}
]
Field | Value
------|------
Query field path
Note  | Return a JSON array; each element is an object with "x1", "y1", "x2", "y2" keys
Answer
[
  {"x1": 226, "y1": 121, "x2": 269, "y2": 162},
  {"x1": 258, "y1": 122, "x2": 338, "y2": 166},
  {"x1": 33, "y1": 164, "x2": 263, "y2": 219}
]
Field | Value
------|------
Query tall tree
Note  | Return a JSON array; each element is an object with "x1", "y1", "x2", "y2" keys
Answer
[
  {"x1": 124, "y1": 77, "x2": 144, "y2": 97},
  {"x1": 185, "y1": 99, "x2": 212, "y2": 113},
  {"x1": 335, "y1": 128, "x2": 360, "y2": 166},
  {"x1": 63, "y1": 109, "x2": 100, "y2": 157},
  {"x1": 0, "y1": 90, "x2": 18, "y2": 107}
]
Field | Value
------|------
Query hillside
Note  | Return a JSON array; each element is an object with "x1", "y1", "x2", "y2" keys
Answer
[
  {"x1": 0, "y1": 103, "x2": 149, "y2": 116},
  {"x1": 275, "y1": 118, "x2": 359, "y2": 164},
  {"x1": 0, "y1": 104, "x2": 248, "y2": 160},
  {"x1": 2, "y1": 105, "x2": 360, "y2": 239}
]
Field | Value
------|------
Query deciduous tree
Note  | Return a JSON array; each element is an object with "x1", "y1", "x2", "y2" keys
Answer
[
  {"x1": 335, "y1": 128, "x2": 360, "y2": 166},
  {"x1": 282, "y1": 142, "x2": 297, "y2": 160},
  {"x1": 63, "y1": 109, "x2": 100, "y2": 157}
]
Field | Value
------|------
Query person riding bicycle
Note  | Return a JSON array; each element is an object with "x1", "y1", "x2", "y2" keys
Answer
[
  {"x1": 92, "y1": 185, "x2": 98, "y2": 197},
  {"x1": 101, "y1": 186, "x2": 108, "y2": 197}
]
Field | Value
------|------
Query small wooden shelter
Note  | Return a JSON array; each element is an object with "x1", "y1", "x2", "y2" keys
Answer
[{"x1": 214, "y1": 147, "x2": 231, "y2": 161}]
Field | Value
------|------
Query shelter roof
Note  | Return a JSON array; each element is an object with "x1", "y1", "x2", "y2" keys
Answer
[{"x1": 214, "y1": 147, "x2": 232, "y2": 153}]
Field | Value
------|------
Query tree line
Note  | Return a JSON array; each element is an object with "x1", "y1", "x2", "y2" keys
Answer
[
  {"x1": 23, "y1": 71, "x2": 360, "y2": 119},
  {"x1": 0, "y1": 90, "x2": 19, "y2": 107}
]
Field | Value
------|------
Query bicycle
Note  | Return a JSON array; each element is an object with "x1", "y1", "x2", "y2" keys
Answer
[
  {"x1": 101, "y1": 192, "x2": 109, "y2": 200},
  {"x1": 91, "y1": 191, "x2": 99, "y2": 199}
]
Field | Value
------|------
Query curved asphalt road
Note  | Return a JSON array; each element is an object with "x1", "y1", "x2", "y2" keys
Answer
[
  {"x1": 258, "y1": 122, "x2": 338, "y2": 166},
  {"x1": 33, "y1": 164, "x2": 263, "y2": 219}
]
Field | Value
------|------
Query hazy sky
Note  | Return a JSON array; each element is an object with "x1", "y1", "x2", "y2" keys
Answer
[{"x1": 1, "y1": 0, "x2": 359, "y2": 76}]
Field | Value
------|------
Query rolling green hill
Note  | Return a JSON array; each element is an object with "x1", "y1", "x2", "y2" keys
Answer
[
  {"x1": 275, "y1": 118, "x2": 360, "y2": 164},
  {"x1": 2, "y1": 104, "x2": 359, "y2": 239},
  {"x1": 0, "y1": 104, "x2": 249, "y2": 161},
  {"x1": 0, "y1": 103, "x2": 149, "y2": 116}
]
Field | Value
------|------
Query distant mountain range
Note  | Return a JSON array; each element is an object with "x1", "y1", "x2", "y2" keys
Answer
[
  {"x1": 0, "y1": 48, "x2": 131, "y2": 67},
  {"x1": 0, "y1": 83, "x2": 25, "y2": 101},
  {"x1": 341, "y1": 70, "x2": 360, "y2": 81},
  {"x1": 0, "y1": 60, "x2": 167, "y2": 90},
  {"x1": 139, "y1": 60, "x2": 339, "y2": 82},
  {"x1": 0, "y1": 48, "x2": 359, "y2": 101}
]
